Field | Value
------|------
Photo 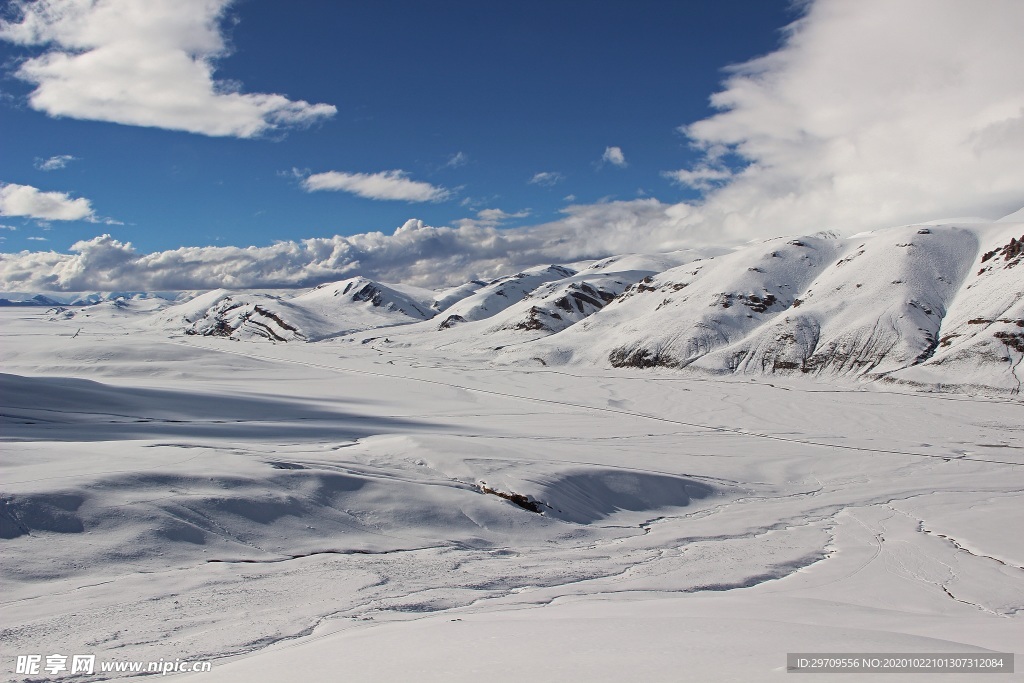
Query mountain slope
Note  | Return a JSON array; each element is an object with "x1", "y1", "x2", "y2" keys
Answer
[
  {"x1": 694, "y1": 224, "x2": 979, "y2": 376},
  {"x1": 497, "y1": 220, "x2": 1022, "y2": 392},
  {"x1": 157, "y1": 277, "x2": 436, "y2": 342},
  {"x1": 25, "y1": 216, "x2": 1024, "y2": 393},
  {"x1": 433, "y1": 265, "x2": 577, "y2": 329},
  {"x1": 891, "y1": 225, "x2": 1024, "y2": 391},
  {"x1": 504, "y1": 234, "x2": 845, "y2": 368},
  {"x1": 352, "y1": 256, "x2": 699, "y2": 354}
]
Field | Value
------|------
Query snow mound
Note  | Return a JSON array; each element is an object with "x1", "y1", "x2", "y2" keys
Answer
[{"x1": 485, "y1": 468, "x2": 715, "y2": 524}]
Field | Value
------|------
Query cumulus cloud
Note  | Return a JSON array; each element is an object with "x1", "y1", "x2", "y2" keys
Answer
[
  {"x1": 0, "y1": 0, "x2": 336, "y2": 138},
  {"x1": 0, "y1": 182, "x2": 95, "y2": 221},
  {"x1": 529, "y1": 171, "x2": 564, "y2": 187},
  {"x1": 35, "y1": 154, "x2": 78, "y2": 171},
  {"x1": 0, "y1": 201, "x2": 691, "y2": 290},
  {"x1": 666, "y1": 0, "x2": 1024, "y2": 239},
  {"x1": 302, "y1": 170, "x2": 451, "y2": 202},
  {"x1": 0, "y1": 227, "x2": 519, "y2": 290},
  {"x1": 601, "y1": 146, "x2": 627, "y2": 167}
]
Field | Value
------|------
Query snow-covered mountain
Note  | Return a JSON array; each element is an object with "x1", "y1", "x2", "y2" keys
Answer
[
  {"x1": 499, "y1": 220, "x2": 1022, "y2": 392},
  {"x1": 0, "y1": 290, "x2": 187, "y2": 307},
  {"x1": 152, "y1": 277, "x2": 436, "y2": 342},
  {"x1": 18, "y1": 214, "x2": 1024, "y2": 392},
  {"x1": 432, "y1": 264, "x2": 577, "y2": 329},
  {"x1": 893, "y1": 224, "x2": 1024, "y2": 391},
  {"x1": 351, "y1": 255, "x2": 703, "y2": 354},
  {"x1": 447, "y1": 256, "x2": 706, "y2": 340}
]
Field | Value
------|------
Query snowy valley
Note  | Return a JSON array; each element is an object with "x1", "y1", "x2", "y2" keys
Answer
[{"x1": 2, "y1": 217, "x2": 1023, "y2": 682}]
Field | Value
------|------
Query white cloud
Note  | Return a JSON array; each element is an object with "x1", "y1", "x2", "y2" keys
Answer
[
  {"x1": 666, "y1": 0, "x2": 1024, "y2": 239},
  {"x1": 0, "y1": 199, "x2": 694, "y2": 290},
  {"x1": 563, "y1": 195, "x2": 576, "y2": 202},
  {"x1": 454, "y1": 208, "x2": 530, "y2": 229},
  {"x1": 0, "y1": 182, "x2": 95, "y2": 221},
  {"x1": 26, "y1": 236, "x2": 48, "y2": 241},
  {"x1": 663, "y1": 164, "x2": 733, "y2": 191},
  {"x1": 601, "y1": 146, "x2": 627, "y2": 167},
  {"x1": 0, "y1": 227, "x2": 515, "y2": 290},
  {"x1": 445, "y1": 152, "x2": 468, "y2": 168},
  {"x1": 529, "y1": 171, "x2": 564, "y2": 187},
  {"x1": 302, "y1": 170, "x2": 451, "y2": 203},
  {"x1": 4, "y1": 0, "x2": 1022, "y2": 291},
  {"x1": 0, "y1": 224, "x2": 16, "y2": 230},
  {"x1": 35, "y1": 154, "x2": 78, "y2": 171},
  {"x1": 477, "y1": 208, "x2": 529, "y2": 222},
  {"x1": 0, "y1": 0, "x2": 336, "y2": 138}
]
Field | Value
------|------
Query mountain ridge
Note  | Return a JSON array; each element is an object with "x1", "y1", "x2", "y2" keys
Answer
[{"x1": 17, "y1": 215, "x2": 1024, "y2": 394}]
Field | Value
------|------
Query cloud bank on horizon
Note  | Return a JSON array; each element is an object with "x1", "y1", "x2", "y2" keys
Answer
[{"x1": 1, "y1": 0, "x2": 1022, "y2": 291}]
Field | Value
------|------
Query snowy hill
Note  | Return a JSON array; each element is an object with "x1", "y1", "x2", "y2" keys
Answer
[
  {"x1": 0, "y1": 291, "x2": 184, "y2": 306},
  {"x1": 429, "y1": 280, "x2": 488, "y2": 313},
  {"x1": 715, "y1": 225, "x2": 977, "y2": 378},
  {"x1": 154, "y1": 277, "x2": 437, "y2": 342},
  {"x1": 20, "y1": 215, "x2": 1024, "y2": 393},
  {"x1": 354, "y1": 255, "x2": 698, "y2": 355},
  {"x1": 182, "y1": 293, "x2": 312, "y2": 342},
  {"x1": 548, "y1": 234, "x2": 847, "y2": 369},
  {"x1": 293, "y1": 277, "x2": 435, "y2": 320},
  {"x1": 497, "y1": 220, "x2": 1023, "y2": 393},
  {"x1": 891, "y1": 225, "x2": 1024, "y2": 391},
  {"x1": 432, "y1": 264, "x2": 577, "y2": 329}
]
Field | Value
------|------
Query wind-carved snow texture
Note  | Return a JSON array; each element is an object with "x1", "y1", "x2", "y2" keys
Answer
[{"x1": 1, "y1": 216, "x2": 1023, "y2": 681}]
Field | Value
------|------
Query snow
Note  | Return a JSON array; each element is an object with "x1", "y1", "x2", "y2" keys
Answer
[
  {"x1": 142, "y1": 279, "x2": 435, "y2": 342},
  {"x1": 997, "y1": 206, "x2": 1024, "y2": 223},
  {"x1": 1, "y1": 219, "x2": 1023, "y2": 682},
  {"x1": 429, "y1": 264, "x2": 577, "y2": 325},
  {"x1": 486, "y1": 221, "x2": 1023, "y2": 393}
]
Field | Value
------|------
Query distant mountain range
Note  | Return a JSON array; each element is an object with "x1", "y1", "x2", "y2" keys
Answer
[{"x1": 18, "y1": 214, "x2": 1024, "y2": 394}]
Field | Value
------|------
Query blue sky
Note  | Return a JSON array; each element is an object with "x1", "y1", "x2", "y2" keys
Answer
[
  {"x1": 0, "y1": 0, "x2": 793, "y2": 253},
  {"x1": 0, "y1": 0, "x2": 1021, "y2": 291}
]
